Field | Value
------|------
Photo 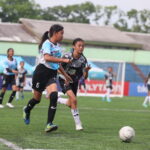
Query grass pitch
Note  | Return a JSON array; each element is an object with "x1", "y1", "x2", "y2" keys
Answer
[{"x1": 0, "y1": 91, "x2": 150, "y2": 150}]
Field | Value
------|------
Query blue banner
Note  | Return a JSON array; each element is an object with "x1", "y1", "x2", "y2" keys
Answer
[{"x1": 129, "y1": 82, "x2": 148, "y2": 96}]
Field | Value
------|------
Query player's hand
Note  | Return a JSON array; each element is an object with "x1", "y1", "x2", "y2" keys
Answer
[
  {"x1": 85, "y1": 64, "x2": 91, "y2": 72},
  {"x1": 12, "y1": 70, "x2": 18, "y2": 74},
  {"x1": 62, "y1": 58, "x2": 72, "y2": 63},
  {"x1": 65, "y1": 74, "x2": 73, "y2": 84}
]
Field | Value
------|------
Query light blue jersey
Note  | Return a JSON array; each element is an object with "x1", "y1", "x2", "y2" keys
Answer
[
  {"x1": 39, "y1": 40, "x2": 62, "y2": 70},
  {"x1": 3, "y1": 58, "x2": 17, "y2": 75}
]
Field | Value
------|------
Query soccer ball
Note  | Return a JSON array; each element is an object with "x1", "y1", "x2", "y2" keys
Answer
[{"x1": 119, "y1": 126, "x2": 135, "y2": 142}]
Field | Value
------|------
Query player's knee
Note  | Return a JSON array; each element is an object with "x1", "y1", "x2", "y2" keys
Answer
[
  {"x1": 49, "y1": 91, "x2": 58, "y2": 107},
  {"x1": 70, "y1": 97, "x2": 77, "y2": 106}
]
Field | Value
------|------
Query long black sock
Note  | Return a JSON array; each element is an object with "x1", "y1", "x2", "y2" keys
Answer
[
  {"x1": 0, "y1": 92, "x2": 5, "y2": 104},
  {"x1": 47, "y1": 92, "x2": 58, "y2": 124},
  {"x1": 25, "y1": 98, "x2": 40, "y2": 113},
  {"x1": 8, "y1": 91, "x2": 16, "y2": 103}
]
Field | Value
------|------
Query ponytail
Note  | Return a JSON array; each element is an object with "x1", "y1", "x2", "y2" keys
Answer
[
  {"x1": 39, "y1": 31, "x2": 49, "y2": 50},
  {"x1": 39, "y1": 24, "x2": 64, "y2": 50}
]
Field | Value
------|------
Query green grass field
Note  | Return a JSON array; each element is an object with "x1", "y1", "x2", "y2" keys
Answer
[{"x1": 0, "y1": 91, "x2": 150, "y2": 150}]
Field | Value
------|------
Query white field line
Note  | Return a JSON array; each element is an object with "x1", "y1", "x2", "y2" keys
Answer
[
  {"x1": 0, "y1": 138, "x2": 23, "y2": 150},
  {"x1": 0, "y1": 138, "x2": 54, "y2": 150},
  {"x1": 17, "y1": 105, "x2": 150, "y2": 113}
]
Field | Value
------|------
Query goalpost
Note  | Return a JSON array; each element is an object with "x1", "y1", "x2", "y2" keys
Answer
[{"x1": 78, "y1": 59, "x2": 126, "y2": 97}]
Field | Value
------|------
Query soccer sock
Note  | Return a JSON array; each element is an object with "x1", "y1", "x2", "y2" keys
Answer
[
  {"x1": 57, "y1": 96, "x2": 68, "y2": 105},
  {"x1": 143, "y1": 96, "x2": 149, "y2": 104},
  {"x1": 25, "y1": 98, "x2": 40, "y2": 113},
  {"x1": 0, "y1": 92, "x2": 5, "y2": 104},
  {"x1": 47, "y1": 92, "x2": 58, "y2": 124},
  {"x1": 16, "y1": 91, "x2": 19, "y2": 100},
  {"x1": 20, "y1": 91, "x2": 24, "y2": 98},
  {"x1": 8, "y1": 91, "x2": 16, "y2": 103},
  {"x1": 71, "y1": 109, "x2": 82, "y2": 125},
  {"x1": 106, "y1": 88, "x2": 111, "y2": 100}
]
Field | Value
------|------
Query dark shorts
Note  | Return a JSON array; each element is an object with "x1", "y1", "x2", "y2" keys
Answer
[
  {"x1": 106, "y1": 85, "x2": 113, "y2": 90},
  {"x1": 32, "y1": 64, "x2": 57, "y2": 92},
  {"x1": 147, "y1": 85, "x2": 150, "y2": 91},
  {"x1": 59, "y1": 77, "x2": 78, "y2": 96},
  {"x1": 16, "y1": 78, "x2": 24, "y2": 88},
  {"x1": 2, "y1": 74, "x2": 16, "y2": 88}
]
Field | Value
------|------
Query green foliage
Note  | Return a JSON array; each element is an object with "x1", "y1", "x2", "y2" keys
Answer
[
  {"x1": 0, "y1": 0, "x2": 150, "y2": 33},
  {"x1": 0, "y1": 0, "x2": 42, "y2": 22}
]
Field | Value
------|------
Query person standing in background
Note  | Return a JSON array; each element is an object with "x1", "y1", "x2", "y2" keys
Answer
[
  {"x1": 0, "y1": 48, "x2": 18, "y2": 108},
  {"x1": 16, "y1": 61, "x2": 27, "y2": 100},
  {"x1": 142, "y1": 72, "x2": 150, "y2": 108}
]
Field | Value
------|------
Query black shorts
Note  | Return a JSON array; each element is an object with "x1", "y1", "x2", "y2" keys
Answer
[
  {"x1": 2, "y1": 74, "x2": 16, "y2": 88},
  {"x1": 16, "y1": 78, "x2": 24, "y2": 88},
  {"x1": 59, "y1": 77, "x2": 78, "y2": 96},
  {"x1": 147, "y1": 85, "x2": 150, "y2": 91},
  {"x1": 106, "y1": 85, "x2": 113, "y2": 90},
  {"x1": 32, "y1": 64, "x2": 57, "y2": 92}
]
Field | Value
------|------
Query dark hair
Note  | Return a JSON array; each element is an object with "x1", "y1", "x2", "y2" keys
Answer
[
  {"x1": 7, "y1": 48, "x2": 14, "y2": 57},
  {"x1": 72, "y1": 38, "x2": 84, "y2": 46},
  {"x1": 39, "y1": 24, "x2": 64, "y2": 50}
]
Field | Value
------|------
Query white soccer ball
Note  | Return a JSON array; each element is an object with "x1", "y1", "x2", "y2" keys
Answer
[{"x1": 119, "y1": 126, "x2": 135, "y2": 142}]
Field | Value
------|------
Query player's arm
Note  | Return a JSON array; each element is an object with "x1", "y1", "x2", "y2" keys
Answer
[
  {"x1": 83, "y1": 64, "x2": 91, "y2": 79},
  {"x1": 58, "y1": 64, "x2": 73, "y2": 83},
  {"x1": 44, "y1": 54, "x2": 71, "y2": 63}
]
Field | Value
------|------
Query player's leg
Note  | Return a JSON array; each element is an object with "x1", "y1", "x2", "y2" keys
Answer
[
  {"x1": 143, "y1": 86, "x2": 150, "y2": 107},
  {"x1": 106, "y1": 87, "x2": 112, "y2": 102},
  {"x1": 0, "y1": 87, "x2": 7, "y2": 108},
  {"x1": 16, "y1": 87, "x2": 20, "y2": 100},
  {"x1": 6, "y1": 84, "x2": 17, "y2": 108},
  {"x1": 20, "y1": 86, "x2": 24, "y2": 100},
  {"x1": 66, "y1": 89, "x2": 83, "y2": 130},
  {"x1": 23, "y1": 90, "x2": 41, "y2": 124},
  {"x1": 57, "y1": 77, "x2": 69, "y2": 105},
  {"x1": 0, "y1": 75, "x2": 9, "y2": 108},
  {"x1": 142, "y1": 96, "x2": 149, "y2": 107},
  {"x1": 45, "y1": 83, "x2": 58, "y2": 132}
]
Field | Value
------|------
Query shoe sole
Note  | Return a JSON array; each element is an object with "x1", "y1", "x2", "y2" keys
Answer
[{"x1": 45, "y1": 126, "x2": 58, "y2": 133}]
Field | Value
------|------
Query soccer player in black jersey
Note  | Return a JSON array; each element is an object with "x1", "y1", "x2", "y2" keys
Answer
[
  {"x1": 16, "y1": 61, "x2": 27, "y2": 100},
  {"x1": 102, "y1": 67, "x2": 115, "y2": 102},
  {"x1": 142, "y1": 72, "x2": 150, "y2": 108},
  {"x1": 57, "y1": 38, "x2": 91, "y2": 130},
  {"x1": 23, "y1": 24, "x2": 72, "y2": 133}
]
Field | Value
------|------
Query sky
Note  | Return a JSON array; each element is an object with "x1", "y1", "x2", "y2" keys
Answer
[{"x1": 35, "y1": 0, "x2": 150, "y2": 11}]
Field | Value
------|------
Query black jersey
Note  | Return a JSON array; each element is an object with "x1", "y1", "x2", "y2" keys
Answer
[
  {"x1": 60, "y1": 52, "x2": 87, "y2": 82},
  {"x1": 16, "y1": 68, "x2": 27, "y2": 82},
  {"x1": 105, "y1": 72, "x2": 113, "y2": 87}
]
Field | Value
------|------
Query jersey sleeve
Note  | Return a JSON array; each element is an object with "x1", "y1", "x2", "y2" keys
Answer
[
  {"x1": 42, "y1": 42, "x2": 51, "y2": 55},
  {"x1": 3, "y1": 60, "x2": 9, "y2": 69}
]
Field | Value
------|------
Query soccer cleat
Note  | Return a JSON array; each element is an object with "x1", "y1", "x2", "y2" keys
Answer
[
  {"x1": 76, "y1": 124, "x2": 83, "y2": 131},
  {"x1": 23, "y1": 106, "x2": 30, "y2": 125},
  {"x1": 6, "y1": 103, "x2": 14, "y2": 108},
  {"x1": 45, "y1": 123, "x2": 58, "y2": 133},
  {"x1": 142, "y1": 103, "x2": 148, "y2": 108},
  {"x1": 0, "y1": 104, "x2": 4, "y2": 108}
]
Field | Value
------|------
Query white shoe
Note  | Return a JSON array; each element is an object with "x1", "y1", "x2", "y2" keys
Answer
[
  {"x1": 6, "y1": 103, "x2": 14, "y2": 108},
  {"x1": 0, "y1": 104, "x2": 4, "y2": 108},
  {"x1": 76, "y1": 124, "x2": 83, "y2": 131}
]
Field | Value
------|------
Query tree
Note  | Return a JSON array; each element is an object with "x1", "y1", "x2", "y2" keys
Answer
[
  {"x1": 0, "y1": 0, "x2": 41, "y2": 22},
  {"x1": 42, "y1": 2, "x2": 95, "y2": 24}
]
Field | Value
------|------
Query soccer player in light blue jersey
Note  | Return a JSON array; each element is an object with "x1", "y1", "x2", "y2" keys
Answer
[
  {"x1": 0, "y1": 48, "x2": 18, "y2": 108},
  {"x1": 23, "y1": 24, "x2": 72, "y2": 133}
]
